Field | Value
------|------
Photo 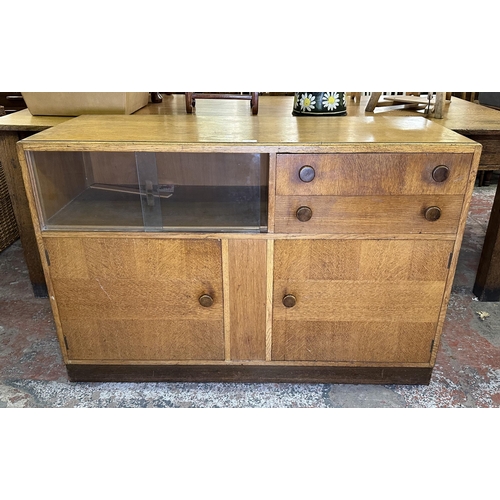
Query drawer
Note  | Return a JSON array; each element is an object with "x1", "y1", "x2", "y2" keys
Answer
[
  {"x1": 274, "y1": 195, "x2": 464, "y2": 234},
  {"x1": 276, "y1": 153, "x2": 473, "y2": 196}
]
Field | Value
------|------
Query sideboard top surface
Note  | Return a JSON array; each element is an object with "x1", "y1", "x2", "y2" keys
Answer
[{"x1": 19, "y1": 115, "x2": 479, "y2": 151}]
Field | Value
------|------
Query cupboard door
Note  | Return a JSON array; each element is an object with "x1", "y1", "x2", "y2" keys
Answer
[
  {"x1": 44, "y1": 237, "x2": 224, "y2": 361},
  {"x1": 272, "y1": 239, "x2": 453, "y2": 363}
]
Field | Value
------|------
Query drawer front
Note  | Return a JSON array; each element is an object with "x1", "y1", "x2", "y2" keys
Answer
[
  {"x1": 275, "y1": 194, "x2": 464, "y2": 234},
  {"x1": 276, "y1": 153, "x2": 472, "y2": 196}
]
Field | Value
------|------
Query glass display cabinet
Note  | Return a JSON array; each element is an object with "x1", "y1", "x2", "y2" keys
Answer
[
  {"x1": 18, "y1": 114, "x2": 482, "y2": 383},
  {"x1": 27, "y1": 150, "x2": 268, "y2": 232}
]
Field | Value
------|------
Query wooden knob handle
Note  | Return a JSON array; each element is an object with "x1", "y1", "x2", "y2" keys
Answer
[
  {"x1": 199, "y1": 294, "x2": 214, "y2": 307},
  {"x1": 282, "y1": 294, "x2": 296, "y2": 308},
  {"x1": 432, "y1": 165, "x2": 450, "y2": 182},
  {"x1": 296, "y1": 206, "x2": 313, "y2": 222},
  {"x1": 424, "y1": 206, "x2": 441, "y2": 221},
  {"x1": 299, "y1": 165, "x2": 316, "y2": 182}
]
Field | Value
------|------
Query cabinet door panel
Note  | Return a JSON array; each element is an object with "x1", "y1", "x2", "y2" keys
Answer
[
  {"x1": 45, "y1": 237, "x2": 224, "y2": 361},
  {"x1": 272, "y1": 239, "x2": 453, "y2": 363}
]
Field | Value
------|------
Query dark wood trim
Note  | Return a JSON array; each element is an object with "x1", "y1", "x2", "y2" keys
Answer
[
  {"x1": 191, "y1": 93, "x2": 255, "y2": 101},
  {"x1": 67, "y1": 364, "x2": 433, "y2": 385},
  {"x1": 185, "y1": 93, "x2": 259, "y2": 115}
]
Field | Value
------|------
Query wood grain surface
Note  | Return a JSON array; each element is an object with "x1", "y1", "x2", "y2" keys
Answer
[
  {"x1": 275, "y1": 195, "x2": 464, "y2": 234},
  {"x1": 272, "y1": 239, "x2": 453, "y2": 363},
  {"x1": 10, "y1": 101, "x2": 482, "y2": 383},
  {"x1": 227, "y1": 239, "x2": 267, "y2": 360},
  {"x1": 44, "y1": 237, "x2": 225, "y2": 361},
  {"x1": 276, "y1": 153, "x2": 473, "y2": 196}
]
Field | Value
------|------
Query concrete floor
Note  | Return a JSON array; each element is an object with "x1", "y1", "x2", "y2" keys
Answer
[{"x1": 1, "y1": 177, "x2": 499, "y2": 407}]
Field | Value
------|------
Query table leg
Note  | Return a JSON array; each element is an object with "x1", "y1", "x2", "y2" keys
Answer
[
  {"x1": 0, "y1": 131, "x2": 47, "y2": 297},
  {"x1": 473, "y1": 182, "x2": 500, "y2": 301}
]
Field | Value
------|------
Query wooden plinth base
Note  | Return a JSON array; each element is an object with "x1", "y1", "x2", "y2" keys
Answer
[{"x1": 66, "y1": 364, "x2": 433, "y2": 385}]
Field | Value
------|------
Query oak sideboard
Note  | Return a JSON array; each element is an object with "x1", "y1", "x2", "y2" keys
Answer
[{"x1": 17, "y1": 114, "x2": 481, "y2": 383}]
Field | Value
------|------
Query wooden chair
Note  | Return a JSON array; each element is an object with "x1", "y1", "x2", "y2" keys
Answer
[
  {"x1": 185, "y1": 92, "x2": 259, "y2": 114},
  {"x1": 364, "y1": 92, "x2": 450, "y2": 118}
]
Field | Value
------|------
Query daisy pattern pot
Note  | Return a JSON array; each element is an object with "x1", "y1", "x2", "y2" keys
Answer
[{"x1": 292, "y1": 92, "x2": 347, "y2": 116}]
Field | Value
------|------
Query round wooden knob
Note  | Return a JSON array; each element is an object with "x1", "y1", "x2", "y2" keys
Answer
[
  {"x1": 296, "y1": 206, "x2": 313, "y2": 222},
  {"x1": 199, "y1": 294, "x2": 214, "y2": 307},
  {"x1": 432, "y1": 165, "x2": 450, "y2": 182},
  {"x1": 299, "y1": 165, "x2": 316, "y2": 182},
  {"x1": 424, "y1": 206, "x2": 441, "y2": 221},
  {"x1": 282, "y1": 294, "x2": 296, "y2": 308}
]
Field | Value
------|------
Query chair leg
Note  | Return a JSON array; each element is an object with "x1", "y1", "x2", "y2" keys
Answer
[
  {"x1": 433, "y1": 92, "x2": 445, "y2": 118},
  {"x1": 150, "y1": 92, "x2": 163, "y2": 103},
  {"x1": 483, "y1": 170, "x2": 493, "y2": 186},
  {"x1": 185, "y1": 92, "x2": 194, "y2": 113},
  {"x1": 365, "y1": 92, "x2": 382, "y2": 112},
  {"x1": 478, "y1": 171, "x2": 485, "y2": 186},
  {"x1": 251, "y1": 92, "x2": 259, "y2": 115}
]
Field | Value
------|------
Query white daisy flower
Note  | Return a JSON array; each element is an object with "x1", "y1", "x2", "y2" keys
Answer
[
  {"x1": 322, "y1": 92, "x2": 340, "y2": 111},
  {"x1": 299, "y1": 93, "x2": 316, "y2": 111}
]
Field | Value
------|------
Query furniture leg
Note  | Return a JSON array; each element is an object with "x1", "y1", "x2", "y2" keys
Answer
[
  {"x1": 433, "y1": 92, "x2": 445, "y2": 119},
  {"x1": 473, "y1": 181, "x2": 500, "y2": 301},
  {"x1": 150, "y1": 92, "x2": 163, "y2": 103},
  {"x1": 365, "y1": 92, "x2": 382, "y2": 112},
  {"x1": 0, "y1": 131, "x2": 47, "y2": 297},
  {"x1": 251, "y1": 92, "x2": 259, "y2": 115},
  {"x1": 477, "y1": 171, "x2": 485, "y2": 186},
  {"x1": 185, "y1": 92, "x2": 194, "y2": 113}
]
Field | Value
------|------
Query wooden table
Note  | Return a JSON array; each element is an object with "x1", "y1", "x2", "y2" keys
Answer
[
  {"x1": 2, "y1": 95, "x2": 500, "y2": 300},
  {"x1": 0, "y1": 110, "x2": 70, "y2": 296}
]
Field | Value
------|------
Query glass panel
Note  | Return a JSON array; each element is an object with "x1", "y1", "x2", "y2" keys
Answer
[
  {"x1": 135, "y1": 152, "x2": 163, "y2": 231},
  {"x1": 27, "y1": 150, "x2": 268, "y2": 233},
  {"x1": 155, "y1": 153, "x2": 268, "y2": 232},
  {"x1": 28, "y1": 151, "x2": 143, "y2": 230}
]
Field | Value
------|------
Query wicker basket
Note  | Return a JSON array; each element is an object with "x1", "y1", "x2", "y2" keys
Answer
[{"x1": 0, "y1": 157, "x2": 19, "y2": 252}]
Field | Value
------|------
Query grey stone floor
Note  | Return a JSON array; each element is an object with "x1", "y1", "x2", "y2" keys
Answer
[{"x1": 1, "y1": 181, "x2": 499, "y2": 408}]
